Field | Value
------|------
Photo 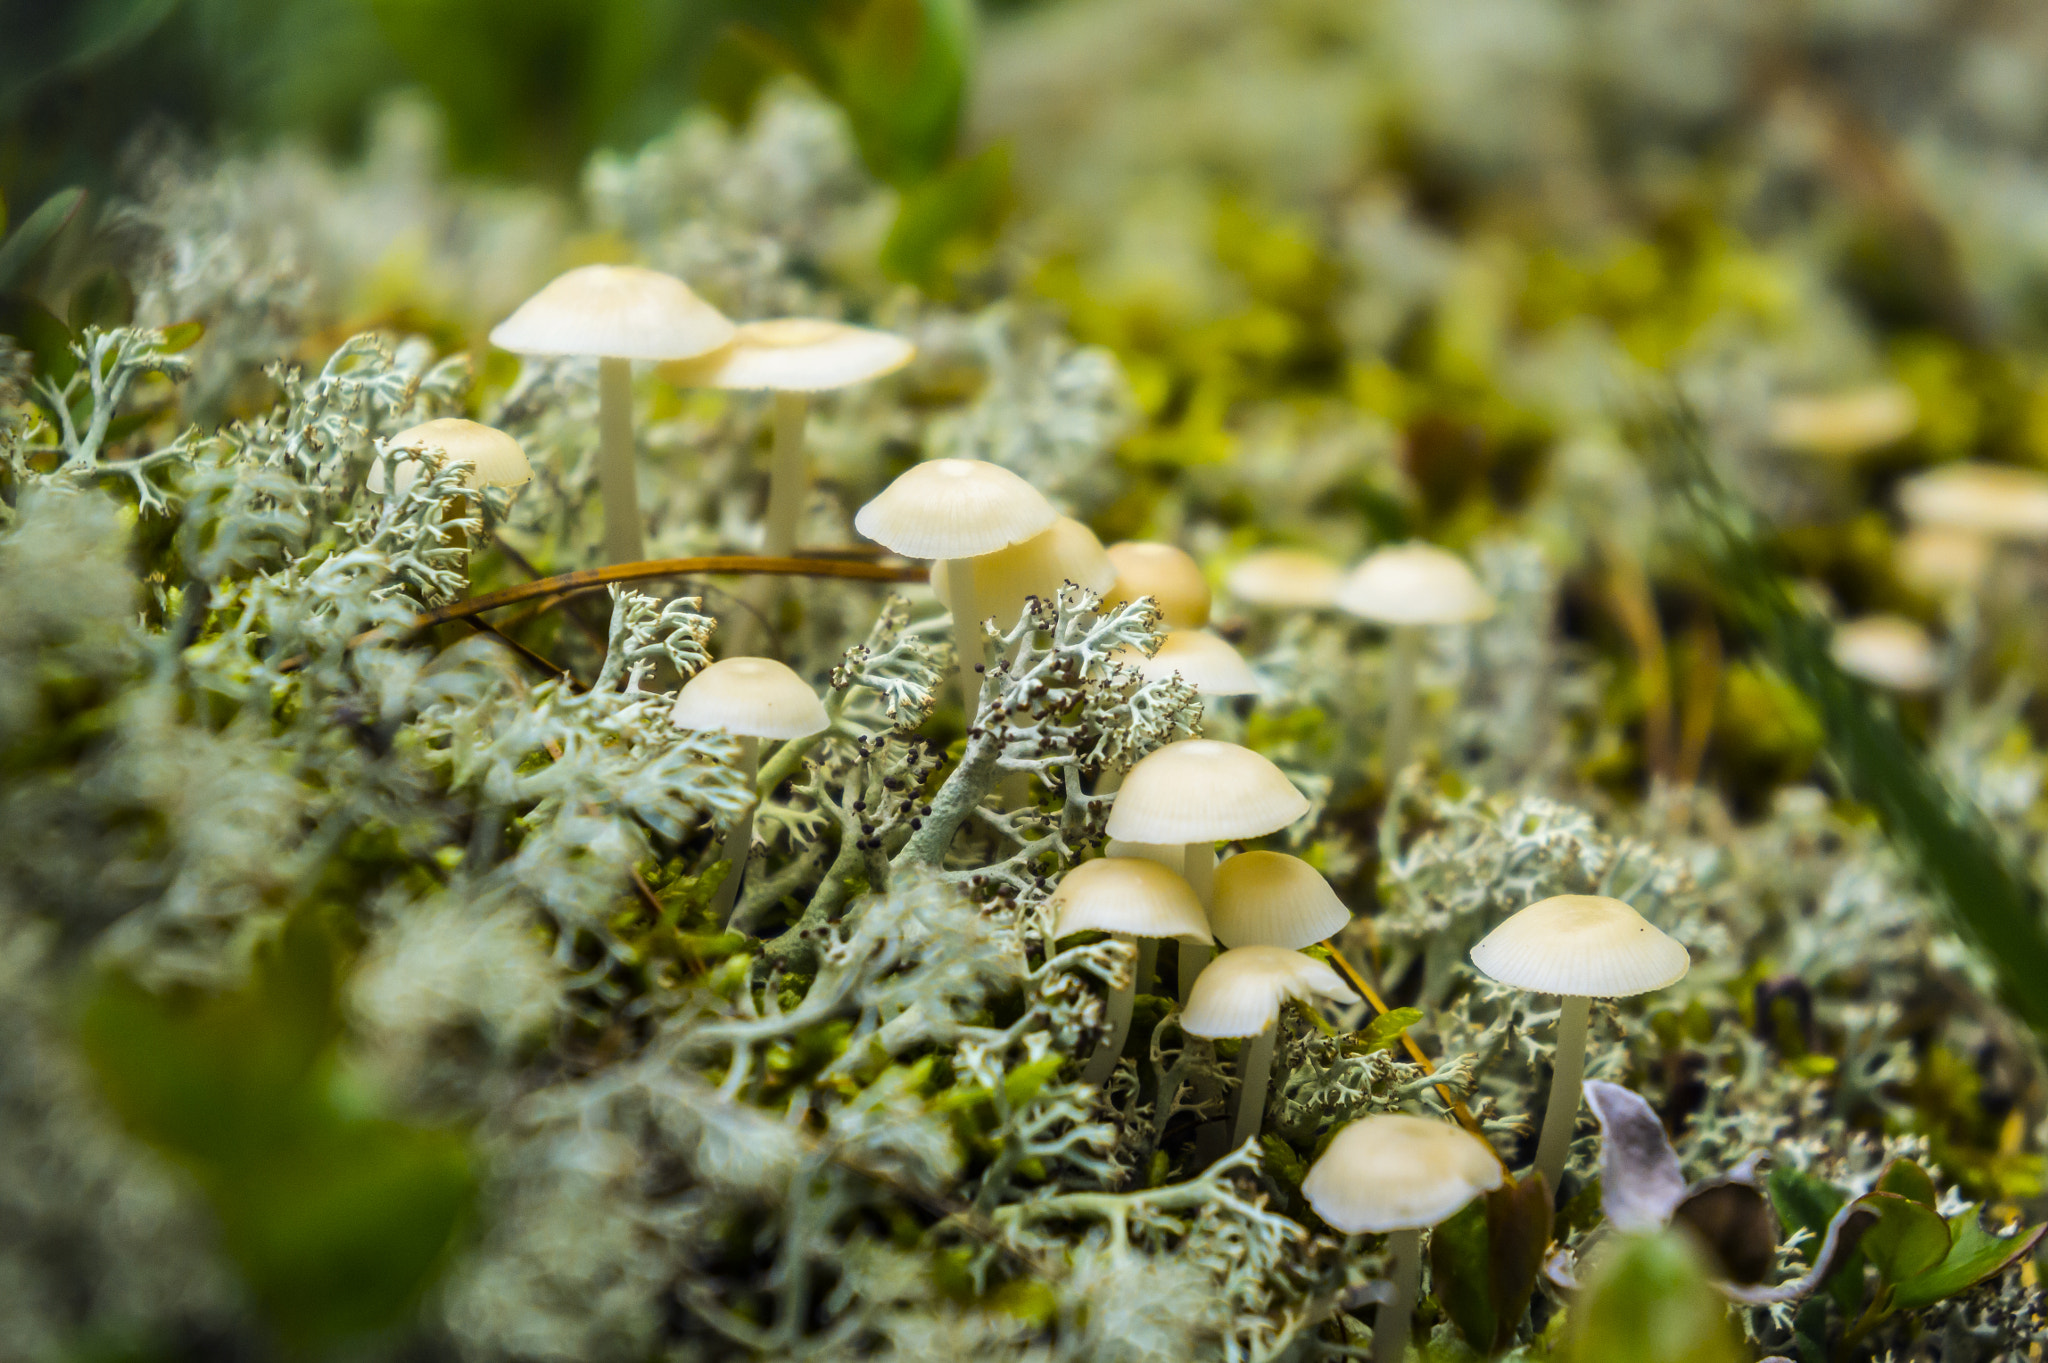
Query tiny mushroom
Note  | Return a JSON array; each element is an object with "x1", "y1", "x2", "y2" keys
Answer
[
  {"x1": 1050, "y1": 856, "x2": 1210, "y2": 1087},
  {"x1": 1898, "y1": 462, "x2": 2048, "y2": 543},
  {"x1": 1897, "y1": 525, "x2": 1991, "y2": 600},
  {"x1": 1831, "y1": 614, "x2": 1941, "y2": 693},
  {"x1": 1209, "y1": 849, "x2": 1352, "y2": 950},
  {"x1": 1336, "y1": 542, "x2": 1494, "y2": 777},
  {"x1": 490, "y1": 264, "x2": 735, "y2": 564},
  {"x1": 1469, "y1": 894, "x2": 1690, "y2": 1193},
  {"x1": 1106, "y1": 739, "x2": 1311, "y2": 1002},
  {"x1": 1127, "y1": 626, "x2": 1261, "y2": 698},
  {"x1": 371, "y1": 417, "x2": 533, "y2": 498},
  {"x1": 1767, "y1": 384, "x2": 1917, "y2": 459},
  {"x1": 1301, "y1": 1114, "x2": 1504, "y2": 1363},
  {"x1": 1225, "y1": 548, "x2": 1345, "y2": 610},
  {"x1": 670, "y1": 657, "x2": 830, "y2": 922},
  {"x1": 1104, "y1": 541, "x2": 1212, "y2": 628},
  {"x1": 854, "y1": 459, "x2": 1058, "y2": 717},
  {"x1": 1180, "y1": 945, "x2": 1357, "y2": 1147},
  {"x1": 931, "y1": 514, "x2": 1116, "y2": 628}
]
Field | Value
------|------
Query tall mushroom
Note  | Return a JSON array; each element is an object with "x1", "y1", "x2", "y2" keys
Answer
[
  {"x1": 854, "y1": 459, "x2": 1058, "y2": 717},
  {"x1": 1180, "y1": 945, "x2": 1356, "y2": 1147},
  {"x1": 669, "y1": 656, "x2": 830, "y2": 922},
  {"x1": 1469, "y1": 894, "x2": 1690, "y2": 1193},
  {"x1": 1105, "y1": 739, "x2": 1310, "y2": 1002},
  {"x1": 1208, "y1": 849, "x2": 1352, "y2": 950},
  {"x1": 1049, "y1": 856, "x2": 1210, "y2": 1088},
  {"x1": 490, "y1": 265, "x2": 735, "y2": 565},
  {"x1": 1335, "y1": 542, "x2": 1494, "y2": 779},
  {"x1": 1302, "y1": 1114, "x2": 1504, "y2": 1363}
]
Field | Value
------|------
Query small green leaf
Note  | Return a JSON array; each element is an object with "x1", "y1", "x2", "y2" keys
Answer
[
  {"x1": 1487, "y1": 1172, "x2": 1553, "y2": 1353},
  {"x1": 881, "y1": 142, "x2": 1011, "y2": 288},
  {"x1": 1768, "y1": 1165, "x2": 1863, "y2": 1315},
  {"x1": 1001, "y1": 1054, "x2": 1064, "y2": 1109},
  {"x1": 1875, "y1": 1158, "x2": 1937, "y2": 1210},
  {"x1": 157, "y1": 319, "x2": 205, "y2": 353},
  {"x1": 1359, "y1": 1006, "x2": 1425, "y2": 1054},
  {"x1": 0, "y1": 187, "x2": 85, "y2": 292},
  {"x1": 1430, "y1": 1194, "x2": 1497, "y2": 1352},
  {"x1": 1855, "y1": 1191, "x2": 1951, "y2": 1285},
  {"x1": 1891, "y1": 1215, "x2": 2046, "y2": 1311}
]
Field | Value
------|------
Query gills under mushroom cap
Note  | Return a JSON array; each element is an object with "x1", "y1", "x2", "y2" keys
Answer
[
  {"x1": 1336, "y1": 542, "x2": 1494, "y2": 626},
  {"x1": 1049, "y1": 857, "x2": 1211, "y2": 943},
  {"x1": 666, "y1": 317, "x2": 915, "y2": 392},
  {"x1": 1178, "y1": 945, "x2": 1357, "y2": 1038},
  {"x1": 1105, "y1": 739, "x2": 1310, "y2": 844},
  {"x1": 1302, "y1": 1114, "x2": 1504, "y2": 1233},
  {"x1": 1209, "y1": 850, "x2": 1351, "y2": 949},
  {"x1": 489, "y1": 264, "x2": 736, "y2": 362},
  {"x1": 1469, "y1": 894, "x2": 1690, "y2": 998},
  {"x1": 669, "y1": 657, "x2": 830, "y2": 740},
  {"x1": 1104, "y1": 542, "x2": 1211, "y2": 629},
  {"x1": 854, "y1": 459, "x2": 1059, "y2": 561},
  {"x1": 370, "y1": 418, "x2": 532, "y2": 494}
]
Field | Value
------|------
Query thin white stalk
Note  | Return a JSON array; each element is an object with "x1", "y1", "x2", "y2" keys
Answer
[
  {"x1": 1231, "y1": 1024, "x2": 1277, "y2": 1148},
  {"x1": 735, "y1": 392, "x2": 811, "y2": 653},
  {"x1": 1178, "y1": 842, "x2": 1216, "y2": 1005},
  {"x1": 946, "y1": 556, "x2": 983, "y2": 719},
  {"x1": 711, "y1": 735, "x2": 760, "y2": 924},
  {"x1": 1375, "y1": 1227, "x2": 1422, "y2": 1363},
  {"x1": 1082, "y1": 932, "x2": 1138, "y2": 1088},
  {"x1": 1133, "y1": 938, "x2": 1158, "y2": 998},
  {"x1": 1534, "y1": 993, "x2": 1591, "y2": 1193},
  {"x1": 1383, "y1": 623, "x2": 1422, "y2": 779},
  {"x1": 596, "y1": 356, "x2": 643, "y2": 565}
]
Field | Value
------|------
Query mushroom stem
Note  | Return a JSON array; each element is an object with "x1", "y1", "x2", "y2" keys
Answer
[
  {"x1": 946, "y1": 556, "x2": 984, "y2": 718},
  {"x1": 1383, "y1": 623, "x2": 1423, "y2": 780},
  {"x1": 711, "y1": 735, "x2": 760, "y2": 923},
  {"x1": 1375, "y1": 1227, "x2": 1422, "y2": 1363},
  {"x1": 1231, "y1": 1024, "x2": 1277, "y2": 1149},
  {"x1": 762, "y1": 391, "x2": 810, "y2": 560},
  {"x1": 596, "y1": 356, "x2": 644, "y2": 565},
  {"x1": 1534, "y1": 993, "x2": 1591, "y2": 1193},
  {"x1": 1134, "y1": 938, "x2": 1158, "y2": 998},
  {"x1": 1082, "y1": 932, "x2": 1139, "y2": 1088},
  {"x1": 1178, "y1": 843, "x2": 1216, "y2": 1005}
]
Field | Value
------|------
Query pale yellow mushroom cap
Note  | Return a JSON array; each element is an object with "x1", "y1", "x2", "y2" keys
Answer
[
  {"x1": 1896, "y1": 526, "x2": 1991, "y2": 597},
  {"x1": 370, "y1": 418, "x2": 533, "y2": 494},
  {"x1": 1469, "y1": 894, "x2": 1690, "y2": 998},
  {"x1": 1210, "y1": 850, "x2": 1351, "y2": 949},
  {"x1": 1049, "y1": 857, "x2": 1211, "y2": 943},
  {"x1": 1104, "y1": 542, "x2": 1211, "y2": 628},
  {"x1": 1128, "y1": 629, "x2": 1261, "y2": 697},
  {"x1": 1225, "y1": 549, "x2": 1345, "y2": 609},
  {"x1": 1768, "y1": 385, "x2": 1918, "y2": 459},
  {"x1": 1336, "y1": 542, "x2": 1495, "y2": 626},
  {"x1": 665, "y1": 318, "x2": 915, "y2": 392},
  {"x1": 1898, "y1": 463, "x2": 2048, "y2": 541},
  {"x1": 853, "y1": 459, "x2": 1059, "y2": 561},
  {"x1": 668, "y1": 657, "x2": 829, "y2": 740},
  {"x1": 1831, "y1": 614, "x2": 1941, "y2": 693},
  {"x1": 1301, "y1": 1114, "x2": 1504, "y2": 1233},
  {"x1": 1106, "y1": 739, "x2": 1310, "y2": 844},
  {"x1": 931, "y1": 516, "x2": 1116, "y2": 624},
  {"x1": 1178, "y1": 945, "x2": 1357, "y2": 1038},
  {"x1": 489, "y1": 264, "x2": 736, "y2": 361}
]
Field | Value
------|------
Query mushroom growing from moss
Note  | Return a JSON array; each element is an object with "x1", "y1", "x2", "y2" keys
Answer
[
  {"x1": 1302, "y1": 1114, "x2": 1504, "y2": 1363},
  {"x1": 1104, "y1": 541, "x2": 1211, "y2": 628},
  {"x1": 669, "y1": 656, "x2": 829, "y2": 921},
  {"x1": 1105, "y1": 739, "x2": 1311, "y2": 1002},
  {"x1": 370, "y1": 419, "x2": 533, "y2": 585},
  {"x1": 854, "y1": 459, "x2": 1058, "y2": 717},
  {"x1": 1209, "y1": 849, "x2": 1352, "y2": 949},
  {"x1": 1469, "y1": 894, "x2": 1690, "y2": 1193},
  {"x1": 1335, "y1": 542, "x2": 1493, "y2": 778},
  {"x1": 1225, "y1": 548, "x2": 1344, "y2": 610},
  {"x1": 490, "y1": 264, "x2": 735, "y2": 564},
  {"x1": 1180, "y1": 945, "x2": 1356, "y2": 1147},
  {"x1": 1830, "y1": 614, "x2": 1941, "y2": 693},
  {"x1": 1050, "y1": 856, "x2": 1210, "y2": 1088}
]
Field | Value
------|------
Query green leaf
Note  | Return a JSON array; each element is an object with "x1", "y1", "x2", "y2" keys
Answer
[
  {"x1": 835, "y1": 0, "x2": 972, "y2": 185},
  {"x1": 68, "y1": 270, "x2": 135, "y2": 330},
  {"x1": 1001, "y1": 1054, "x2": 1064, "y2": 1109},
  {"x1": 1560, "y1": 1230, "x2": 1745, "y2": 1363},
  {"x1": 0, "y1": 293, "x2": 79, "y2": 385},
  {"x1": 881, "y1": 142, "x2": 1011, "y2": 287},
  {"x1": 1854, "y1": 1191, "x2": 1952, "y2": 1286},
  {"x1": 1875, "y1": 1158, "x2": 1937, "y2": 1210},
  {"x1": 1431, "y1": 1193, "x2": 1498, "y2": 1351},
  {"x1": 1359, "y1": 1006, "x2": 1425, "y2": 1055},
  {"x1": 1768, "y1": 1165, "x2": 1864, "y2": 1316},
  {"x1": 1891, "y1": 1215, "x2": 2047, "y2": 1311},
  {"x1": 1431, "y1": 1172, "x2": 1552, "y2": 1356},
  {"x1": 156, "y1": 319, "x2": 205, "y2": 353},
  {"x1": 0, "y1": 188, "x2": 85, "y2": 292}
]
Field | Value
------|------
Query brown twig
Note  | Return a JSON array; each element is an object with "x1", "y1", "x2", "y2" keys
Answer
[{"x1": 1322, "y1": 948, "x2": 1493, "y2": 1152}]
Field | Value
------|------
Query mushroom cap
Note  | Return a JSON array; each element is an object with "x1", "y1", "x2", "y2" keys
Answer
[
  {"x1": 1831, "y1": 614, "x2": 1941, "y2": 693},
  {"x1": 370, "y1": 418, "x2": 532, "y2": 494},
  {"x1": 1335, "y1": 543, "x2": 1494, "y2": 626},
  {"x1": 1128, "y1": 629, "x2": 1261, "y2": 697},
  {"x1": 932, "y1": 516, "x2": 1116, "y2": 624},
  {"x1": 1896, "y1": 526, "x2": 1991, "y2": 597},
  {"x1": 1105, "y1": 739, "x2": 1310, "y2": 844},
  {"x1": 1103, "y1": 839, "x2": 1189, "y2": 873},
  {"x1": 1301, "y1": 1114, "x2": 1504, "y2": 1233},
  {"x1": 1104, "y1": 542, "x2": 1211, "y2": 628},
  {"x1": 1768, "y1": 385, "x2": 1917, "y2": 459},
  {"x1": 666, "y1": 317, "x2": 915, "y2": 392},
  {"x1": 668, "y1": 657, "x2": 830, "y2": 740},
  {"x1": 1898, "y1": 463, "x2": 2048, "y2": 541},
  {"x1": 1210, "y1": 850, "x2": 1351, "y2": 949},
  {"x1": 488, "y1": 264, "x2": 736, "y2": 361},
  {"x1": 853, "y1": 459, "x2": 1059, "y2": 561},
  {"x1": 1179, "y1": 945, "x2": 1358, "y2": 1038},
  {"x1": 1225, "y1": 549, "x2": 1345, "y2": 608},
  {"x1": 1469, "y1": 894, "x2": 1690, "y2": 998},
  {"x1": 1049, "y1": 857, "x2": 1211, "y2": 943}
]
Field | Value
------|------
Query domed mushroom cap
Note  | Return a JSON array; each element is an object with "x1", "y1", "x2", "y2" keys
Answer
[
  {"x1": 1768, "y1": 385, "x2": 1917, "y2": 459},
  {"x1": 1226, "y1": 549, "x2": 1344, "y2": 608},
  {"x1": 1897, "y1": 526, "x2": 1991, "y2": 597},
  {"x1": 1050, "y1": 857, "x2": 1210, "y2": 943},
  {"x1": 370, "y1": 418, "x2": 532, "y2": 494},
  {"x1": 667, "y1": 317, "x2": 914, "y2": 392},
  {"x1": 1336, "y1": 543, "x2": 1494, "y2": 626},
  {"x1": 1210, "y1": 850, "x2": 1351, "y2": 949},
  {"x1": 1831, "y1": 614, "x2": 1941, "y2": 693},
  {"x1": 489, "y1": 264, "x2": 735, "y2": 361},
  {"x1": 1104, "y1": 542, "x2": 1211, "y2": 628},
  {"x1": 1106, "y1": 739, "x2": 1310, "y2": 844},
  {"x1": 1129, "y1": 629, "x2": 1261, "y2": 697},
  {"x1": 669, "y1": 657, "x2": 830, "y2": 740},
  {"x1": 1470, "y1": 894, "x2": 1690, "y2": 998},
  {"x1": 1179, "y1": 945, "x2": 1357, "y2": 1038},
  {"x1": 1898, "y1": 463, "x2": 2048, "y2": 541},
  {"x1": 1302, "y1": 1114, "x2": 1504, "y2": 1233},
  {"x1": 854, "y1": 459, "x2": 1058, "y2": 561},
  {"x1": 932, "y1": 516, "x2": 1116, "y2": 623}
]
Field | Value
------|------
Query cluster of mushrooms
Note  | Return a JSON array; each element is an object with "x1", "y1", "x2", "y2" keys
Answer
[{"x1": 375, "y1": 262, "x2": 1705, "y2": 1363}]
